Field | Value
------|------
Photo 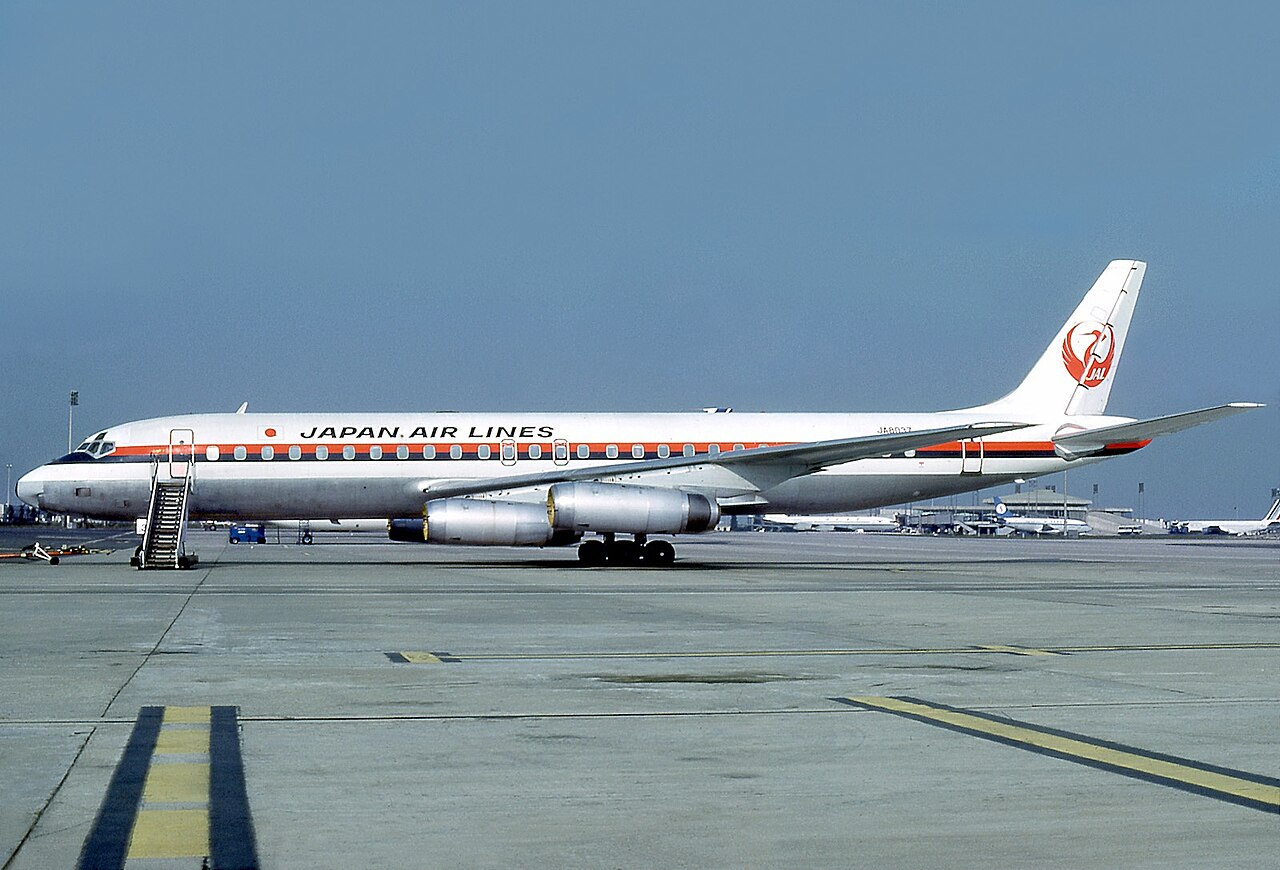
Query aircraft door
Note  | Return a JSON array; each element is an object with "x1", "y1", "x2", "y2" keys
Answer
[
  {"x1": 500, "y1": 439, "x2": 517, "y2": 466},
  {"x1": 169, "y1": 428, "x2": 195, "y2": 478},
  {"x1": 552, "y1": 439, "x2": 569, "y2": 466},
  {"x1": 960, "y1": 438, "x2": 983, "y2": 474}
]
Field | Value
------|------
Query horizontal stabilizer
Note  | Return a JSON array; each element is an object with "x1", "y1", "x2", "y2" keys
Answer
[{"x1": 1052, "y1": 403, "x2": 1264, "y2": 458}]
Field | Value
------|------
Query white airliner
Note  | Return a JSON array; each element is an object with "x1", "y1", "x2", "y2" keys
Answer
[
  {"x1": 761, "y1": 513, "x2": 900, "y2": 532},
  {"x1": 992, "y1": 496, "x2": 1093, "y2": 536},
  {"x1": 1167, "y1": 499, "x2": 1280, "y2": 536},
  {"x1": 16, "y1": 260, "x2": 1262, "y2": 565}
]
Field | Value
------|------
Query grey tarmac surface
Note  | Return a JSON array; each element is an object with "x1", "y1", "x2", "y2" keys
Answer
[{"x1": 1, "y1": 529, "x2": 1278, "y2": 868}]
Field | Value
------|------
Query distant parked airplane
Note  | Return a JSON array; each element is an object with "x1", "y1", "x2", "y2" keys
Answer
[
  {"x1": 761, "y1": 513, "x2": 900, "y2": 532},
  {"x1": 1168, "y1": 499, "x2": 1280, "y2": 536},
  {"x1": 993, "y1": 496, "x2": 1093, "y2": 536}
]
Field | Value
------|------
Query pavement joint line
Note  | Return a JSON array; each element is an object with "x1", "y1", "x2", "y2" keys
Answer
[
  {"x1": 836, "y1": 695, "x2": 1280, "y2": 814},
  {"x1": 386, "y1": 641, "x2": 1280, "y2": 662},
  {"x1": 75, "y1": 706, "x2": 260, "y2": 869},
  {"x1": 5, "y1": 582, "x2": 1270, "y2": 596}
]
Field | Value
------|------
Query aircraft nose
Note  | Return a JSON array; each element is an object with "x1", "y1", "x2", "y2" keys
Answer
[{"x1": 16, "y1": 468, "x2": 47, "y2": 509}]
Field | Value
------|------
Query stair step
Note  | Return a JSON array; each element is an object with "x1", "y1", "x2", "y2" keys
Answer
[{"x1": 144, "y1": 475, "x2": 190, "y2": 571}]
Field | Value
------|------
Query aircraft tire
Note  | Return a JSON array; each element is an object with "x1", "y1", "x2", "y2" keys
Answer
[
  {"x1": 48, "y1": 556, "x2": 60, "y2": 566},
  {"x1": 578, "y1": 539, "x2": 607, "y2": 566},
  {"x1": 302, "y1": 533, "x2": 313, "y2": 545},
  {"x1": 643, "y1": 540, "x2": 675, "y2": 566}
]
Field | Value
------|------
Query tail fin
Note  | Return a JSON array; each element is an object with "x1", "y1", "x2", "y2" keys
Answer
[
  {"x1": 977, "y1": 260, "x2": 1146, "y2": 417},
  {"x1": 1264, "y1": 499, "x2": 1280, "y2": 522}
]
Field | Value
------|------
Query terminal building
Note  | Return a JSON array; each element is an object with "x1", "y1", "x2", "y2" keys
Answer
[{"x1": 895, "y1": 488, "x2": 1137, "y2": 535}]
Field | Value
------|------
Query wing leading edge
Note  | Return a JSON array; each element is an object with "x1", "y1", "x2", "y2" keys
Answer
[{"x1": 417, "y1": 421, "x2": 1031, "y2": 501}]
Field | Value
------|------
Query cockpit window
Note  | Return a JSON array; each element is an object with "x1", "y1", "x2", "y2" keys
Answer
[
  {"x1": 76, "y1": 440, "x2": 115, "y2": 458},
  {"x1": 75, "y1": 433, "x2": 113, "y2": 456}
]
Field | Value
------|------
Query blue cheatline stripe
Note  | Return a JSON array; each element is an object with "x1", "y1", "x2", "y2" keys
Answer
[
  {"x1": 209, "y1": 705, "x2": 259, "y2": 870},
  {"x1": 77, "y1": 706, "x2": 164, "y2": 870},
  {"x1": 54, "y1": 448, "x2": 1074, "y2": 466}
]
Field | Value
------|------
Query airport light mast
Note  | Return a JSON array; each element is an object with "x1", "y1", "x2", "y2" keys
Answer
[{"x1": 67, "y1": 390, "x2": 79, "y2": 455}]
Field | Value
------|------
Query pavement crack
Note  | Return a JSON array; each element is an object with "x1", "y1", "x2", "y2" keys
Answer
[
  {"x1": 98, "y1": 568, "x2": 210, "y2": 718},
  {"x1": 0, "y1": 726, "x2": 95, "y2": 870}
]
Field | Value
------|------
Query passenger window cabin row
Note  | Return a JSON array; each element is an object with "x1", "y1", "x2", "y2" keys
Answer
[{"x1": 202, "y1": 442, "x2": 757, "y2": 461}]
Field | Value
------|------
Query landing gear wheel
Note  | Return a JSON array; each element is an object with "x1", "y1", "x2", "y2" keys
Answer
[
  {"x1": 578, "y1": 539, "x2": 607, "y2": 566},
  {"x1": 643, "y1": 540, "x2": 675, "y2": 566},
  {"x1": 607, "y1": 539, "x2": 642, "y2": 565}
]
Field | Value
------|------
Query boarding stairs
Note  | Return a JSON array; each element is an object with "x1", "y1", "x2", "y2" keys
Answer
[{"x1": 137, "y1": 458, "x2": 198, "y2": 570}]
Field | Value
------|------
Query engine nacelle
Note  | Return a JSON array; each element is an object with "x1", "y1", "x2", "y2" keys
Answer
[
  {"x1": 547, "y1": 482, "x2": 720, "y2": 535},
  {"x1": 388, "y1": 518, "x2": 425, "y2": 542},
  {"x1": 427, "y1": 499, "x2": 557, "y2": 546}
]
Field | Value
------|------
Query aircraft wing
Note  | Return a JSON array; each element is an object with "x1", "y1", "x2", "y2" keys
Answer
[
  {"x1": 1052, "y1": 402, "x2": 1263, "y2": 458},
  {"x1": 417, "y1": 421, "x2": 1030, "y2": 500}
]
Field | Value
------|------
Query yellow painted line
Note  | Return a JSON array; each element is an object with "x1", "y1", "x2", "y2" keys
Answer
[
  {"x1": 977, "y1": 644, "x2": 1061, "y2": 657},
  {"x1": 154, "y1": 728, "x2": 210, "y2": 755},
  {"x1": 143, "y1": 762, "x2": 210, "y2": 804},
  {"x1": 1057, "y1": 642, "x2": 1280, "y2": 653},
  {"x1": 841, "y1": 696, "x2": 1280, "y2": 814},
  {"x1": 163, "y1": 705, "x2": 212, "y2": 724},
  {"x1": 127, "y1": 808, "x2": 210, "y2": 858}
]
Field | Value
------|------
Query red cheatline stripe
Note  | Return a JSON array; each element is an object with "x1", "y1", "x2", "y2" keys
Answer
[{"x1": 105, "y1": 438, "x2": 1149, "y2": 458}]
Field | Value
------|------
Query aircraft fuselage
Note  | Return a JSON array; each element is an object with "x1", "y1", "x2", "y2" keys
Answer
[{"x1": 20, "y1": 410, "x2": 1138, "y2": 521}]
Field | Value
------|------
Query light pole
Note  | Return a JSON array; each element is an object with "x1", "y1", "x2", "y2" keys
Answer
[
  {"x1": 65, "y1": 390, "x2": 80, "y2": 528},
  {"x1": 5, "y1": 463, "x2": 11, "y2": 512},
  {"x1": 67, "y1": 390, "x2": 79, "y2": 454}
]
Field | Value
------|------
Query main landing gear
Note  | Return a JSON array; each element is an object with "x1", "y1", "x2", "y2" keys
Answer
[{"x1": 577, "y1": 534, "x2": 676, "y2": 567}]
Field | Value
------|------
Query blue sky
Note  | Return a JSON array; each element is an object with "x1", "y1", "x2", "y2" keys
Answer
[{"x1": 1, "y1": 2, "x2": 1276, "y2": 518}]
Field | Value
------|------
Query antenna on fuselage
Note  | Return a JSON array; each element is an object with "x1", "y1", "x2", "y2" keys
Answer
[{"x1": 235, "y1": 402, "x2": 248, "y2": 414}]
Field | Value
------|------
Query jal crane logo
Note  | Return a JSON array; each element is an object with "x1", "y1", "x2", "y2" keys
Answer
[{"x1": 1061, "y1": 321, "x2": 1115, "y2": 388}]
